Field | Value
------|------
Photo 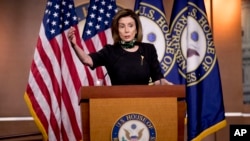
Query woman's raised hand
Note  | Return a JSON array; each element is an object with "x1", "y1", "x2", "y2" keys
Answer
[{"x1": 68, "y1": 27, "x2": 77, "y2": 46}]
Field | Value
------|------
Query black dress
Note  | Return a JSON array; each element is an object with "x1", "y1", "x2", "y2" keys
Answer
[{"x1": 89, "y1": 42, "x2": 164, "y2": 85}]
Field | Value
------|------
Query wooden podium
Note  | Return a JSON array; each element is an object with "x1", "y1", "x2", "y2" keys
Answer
[{"x1": 78, "y1": 85, "x2": 186, "y2": 141}]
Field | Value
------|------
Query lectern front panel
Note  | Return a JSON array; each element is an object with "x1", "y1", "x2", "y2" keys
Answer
[{"x1": 89, "y1": 97, "x2": 178, "y2": 141}]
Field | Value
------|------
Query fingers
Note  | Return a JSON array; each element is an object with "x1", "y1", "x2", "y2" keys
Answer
[
  {"x1": 152, "y1": 79, "x2": 174, "y2": 85},
  {"x1": 154, "y1": 80, "x2": 161, "y2": 85},
  {"x1": 68, "y1": 26, "x2": 75, "y2": 40},
  {"x1": 158, "y1": 79, "x2": 174, "y2": 85},
  {"x1": 165, "y1": 80, "x2": 173, "y2": 85},
  {"x1": 163, "y1": 79, "x2": 173, "y2": 85}
]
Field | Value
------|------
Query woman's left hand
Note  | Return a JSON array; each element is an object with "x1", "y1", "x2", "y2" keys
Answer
[{"x1": 154, "y1": 79, "x2": 173, "y2": 85}]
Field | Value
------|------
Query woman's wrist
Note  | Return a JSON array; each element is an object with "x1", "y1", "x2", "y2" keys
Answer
[{"x1": 70, "y1": 42, "x2": 76, "y2": 48}]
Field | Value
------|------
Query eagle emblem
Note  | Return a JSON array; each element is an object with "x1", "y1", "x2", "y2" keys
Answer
[
  {"x1": 112, "y1": 113, "x2": 156, "y2": 141},
  {"x1": 124, "y1": 124, "x2": 144, "y2": 141}
]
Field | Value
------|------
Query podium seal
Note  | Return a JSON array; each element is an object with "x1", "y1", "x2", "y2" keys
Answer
[{"x1": 111, "y1": 113, "x2": 156, "y2": 141}]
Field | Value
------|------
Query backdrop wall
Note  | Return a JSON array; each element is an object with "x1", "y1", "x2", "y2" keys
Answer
[{"x1": 0, "y1": 0, "x2": 245, "y2": 140}]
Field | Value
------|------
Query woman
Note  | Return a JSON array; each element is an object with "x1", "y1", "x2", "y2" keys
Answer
[{"x1": 68, "y1": 8, "x2": 172, "y2": 85}]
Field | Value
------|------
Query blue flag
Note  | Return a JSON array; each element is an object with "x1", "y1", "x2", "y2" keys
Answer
[{"x1": 169, "y1": 0, "x2": 227, "y2": 140}]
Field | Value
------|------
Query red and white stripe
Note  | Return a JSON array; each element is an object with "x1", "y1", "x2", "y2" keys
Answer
[{"x1": 25, "y1": 24, "x2": 84, "y2": 141}]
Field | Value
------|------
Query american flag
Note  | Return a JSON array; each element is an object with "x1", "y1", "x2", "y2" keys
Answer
[
  {"x1": 24, "y1": 0, "x2": 84, "y2": 140},
  {"x1": 80, "y1": 0, "x2": 117, "y2": 86}
]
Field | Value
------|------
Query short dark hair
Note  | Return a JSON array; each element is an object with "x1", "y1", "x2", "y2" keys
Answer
[{"x1": 111, "y1": 9, "x2": 143, "y2": 44}]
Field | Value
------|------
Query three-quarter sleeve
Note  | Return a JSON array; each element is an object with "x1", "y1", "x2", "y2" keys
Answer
[{"x1": 88, "y1": 45, "x2": 112, "y2": 69}]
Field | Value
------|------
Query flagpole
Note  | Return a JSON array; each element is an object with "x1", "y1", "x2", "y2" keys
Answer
[{"x1": 210, "y1": 0, "x2": 214, "y2": 34}]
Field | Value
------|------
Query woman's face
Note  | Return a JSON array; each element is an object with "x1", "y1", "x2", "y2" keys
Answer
[{"x1": 118, "y1": 16, "x2": 137, "y2": 42}]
